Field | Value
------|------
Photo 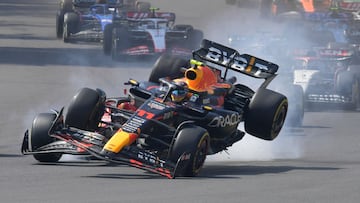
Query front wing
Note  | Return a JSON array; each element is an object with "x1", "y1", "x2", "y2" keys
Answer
[
  {"x1": 50, "y1": 127, "x2": 184, "y2": 179},
  {"x1": 305, "y1": 93, "x2": 353, "y2": 104},
  {"x1": 21, "y1": 129, "x2": 88, "y2": 155}
]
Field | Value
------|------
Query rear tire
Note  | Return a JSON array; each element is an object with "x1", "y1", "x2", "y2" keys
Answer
[
  {"x1": 103, "y1": 24, "x2": 113, "y2": 56},
  {"x1": 111, "y1": 26, "x2": 130, "y2": 61},
  {"x1": 65, "y1": 88, "x2": 106, "y2": 131},
  {"x1": 336, "y1": 71, "x2": 353, "y2": 96},
  {"x1": 337, "y1": 71, "x2": 360, "y2": 110},
  {"x1": 30, "y1": 113, "x2": 62, "y2": 162},
  {"x1": 170, "y1": 126, "x2": 209, "y2": 177},
  {"x1": 57, "y1": 0, "x2": 73, "y2": 39},
  {"x1": 245, "y1": 88, "x2": 288, "y2": 140},
  {"x1": 148, "y1": 54, "x2": 189, "y2": 83},
  {"x1": 56, "y1": 12, "x2": 64, "y2": 39}
]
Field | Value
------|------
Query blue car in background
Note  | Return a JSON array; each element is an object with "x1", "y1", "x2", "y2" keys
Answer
[
  {"x1": 56, "y1": 0, "x2": 151, "y2": 43},
  {"x1": 61, "y1": 3, "x2": 115, "y2": 43}
]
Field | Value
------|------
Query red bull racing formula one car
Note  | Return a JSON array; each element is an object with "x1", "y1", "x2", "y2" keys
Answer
[{"x1": 21, "y1": 39, "x2": 288, "y2": 178}]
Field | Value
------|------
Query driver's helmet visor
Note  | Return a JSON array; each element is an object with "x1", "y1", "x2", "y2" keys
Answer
[{"x1": 171, "y1": 89, "x2": 187, "y2": 102}]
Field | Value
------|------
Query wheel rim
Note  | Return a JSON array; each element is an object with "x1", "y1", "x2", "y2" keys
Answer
[
  {"x1": 272, "y1": 101, "x2": 288, "y2": 137},
  {"x1": 192, "y1": 136, "x2": 208, "y2": 173}
]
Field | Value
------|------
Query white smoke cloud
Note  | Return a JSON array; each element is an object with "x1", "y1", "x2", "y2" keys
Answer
[{"x1": 207, "y1": 126, "x2": 305, "y2": 162}]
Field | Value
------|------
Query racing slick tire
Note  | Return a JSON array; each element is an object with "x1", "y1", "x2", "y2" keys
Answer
[
  {"x1": 111, "y1": 26, "x2": 130, "y2": 61},
  {"x1": 63, "y1": 12, "x2": 79, "y2": 43},
  {"x1": 336, "y1": 71, "x2": 360, "y2": 110},
  {"x1": 245, "y1": 88, "x2": 288, "y2": 140},
  {"x1": 148, "y1": 54, "x2": 189, "y2": 83},
  {"x1": 30, "y1": 113, "x2": 63, "y2": 162},
  {"x1": 65, "y1": 88, "x2": 106, "y2": 131},
  {"x1": 336, "y1": 71, "x2": 353, "y2": 96},
  {"x1": 103, "y1": 23, "x2": 113, "y2": 56},
  {"x1": 170, "y1": 126, "x2": 210, "y2": 177},
  {"x1": 56, "y1": 0, "x2": 73, "y2": 39},
  {"x1": 56, "y1": 12, "x2": 64, "y2": 39},
  {"x1": 60, "y1": 0, "x2": 73, "y2": 11}
]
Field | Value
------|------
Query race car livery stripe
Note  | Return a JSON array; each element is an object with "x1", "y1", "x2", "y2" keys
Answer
[
  {"x1": 130, "y1": 159, "x2": 173, "y2": 179},
  {"x1": 103, "y1": 129, "x2": 138, "y2": 153},
  {"x1": 245, "y1": 56, "x2": 256, "y2": 73},
  {"x1": 137, "y1": 109, "x2": 155, "y2": 119}
]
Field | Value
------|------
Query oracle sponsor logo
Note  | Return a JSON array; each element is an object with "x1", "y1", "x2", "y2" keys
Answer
[{"x1": 208, "y1": 113, "x2": 241, "y2": 128}]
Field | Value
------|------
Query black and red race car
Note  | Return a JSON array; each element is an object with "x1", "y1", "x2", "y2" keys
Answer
[
  {"x1": 292, "y1": 43, "x2": 360, "y2": 110},
  {"x1": 21, "y1": 39, "x2": 288, "y2": 178}
]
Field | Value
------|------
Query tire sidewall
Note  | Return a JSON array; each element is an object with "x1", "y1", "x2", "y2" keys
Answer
[
  {"x1": 65, "y1": 88, "x2": 105, "y2": 131},
  {"x1": 103, "y1": 23, "x2": 114, "y2": 55},
  {"x1": 245, "y1": 88, "x2": 288, "y2": 140},
  {"x1": 30, "y1": 113, "x2": 63, "y2": 162},
  {"x1": 170, "y1": 126, "x2": 209, "y2": 177}
]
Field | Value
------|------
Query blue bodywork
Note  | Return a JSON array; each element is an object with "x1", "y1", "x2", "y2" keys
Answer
[
  {"x1": 303, "y1": 11, "x2": 353, "y2": 43},
  {"x1": 68, "y1": 4, "x2": 116, "y2": 42},
  {"x1": 84, "y1": 4, "x2": 113, "y2": 31}
]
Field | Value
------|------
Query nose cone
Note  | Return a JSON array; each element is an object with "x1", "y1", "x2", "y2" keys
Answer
[{"x1": 102, "y1": 129, "x2": 138, "y2": 153}]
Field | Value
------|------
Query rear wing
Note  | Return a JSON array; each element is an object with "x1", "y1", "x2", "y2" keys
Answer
[
  {"x1": 73, "y1": 0, "x2": 120, "y2": 8},
  {"x1": 339, "y1": 1, "x2": 360, "y2": 11},
  {"x1": 318, "y1": 48, "x2": 354, "y2": 58},
  {"x1": 192, "y1": 39, "x2": 279, "y2": 79},
  {"x1": 125, "y1": 11, "x2": 176, "y2": 22}
]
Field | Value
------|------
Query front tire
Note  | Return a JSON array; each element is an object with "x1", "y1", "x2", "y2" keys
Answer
[
  {"x1": 63, "y1": 12, "x2": 79, "y2": 43},
  {"x1": 30, "y1": 113, "x2": 63, "y2": 162},
  {"x1": 65, "y1": 88, "x2": 106, "y2": 131},
  {"x1": 170, "y1": 126, "x2": 210, "y2": 177}
]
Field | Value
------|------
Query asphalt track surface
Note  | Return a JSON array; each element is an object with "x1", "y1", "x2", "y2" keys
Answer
[{"x1": 1, "y1": 0, "x2": 360, "y2": 202}]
